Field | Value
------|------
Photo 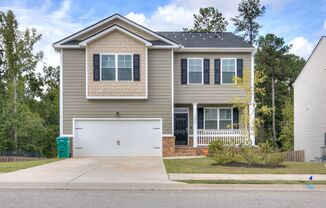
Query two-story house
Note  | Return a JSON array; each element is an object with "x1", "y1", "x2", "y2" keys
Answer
[{"x1": 53, "y1": 13, "x2": 256, "y2": 157}]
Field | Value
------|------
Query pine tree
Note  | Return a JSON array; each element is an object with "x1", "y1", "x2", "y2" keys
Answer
[
  {"x1": 231, "y1": 0, "x2": 265, "y2": 45},
  {"x1": 186, "y1": 7, "x2": 228, "y2": 32}
]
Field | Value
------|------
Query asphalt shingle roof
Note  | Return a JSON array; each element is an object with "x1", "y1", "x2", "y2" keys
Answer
[
  {"x1": 61, "y1": 31, "x2": 252, "y2": 48},
  {"x1": 156, "y1": 32, "x2": 253, "y2": 48}
]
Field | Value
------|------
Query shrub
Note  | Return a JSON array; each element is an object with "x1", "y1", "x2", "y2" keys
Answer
[
  {"x1": 263, "y1": 153, "x2": 284, "y2": 166},
  {"x1": 208, "y1": 141, "x2": 240, "y2": 165},
  {"x1": 208, "y1": 140, "x2": 284, "y2": 167},
  {"x1": 238, "y1": 146, "x2": 262, "y2": 166}
]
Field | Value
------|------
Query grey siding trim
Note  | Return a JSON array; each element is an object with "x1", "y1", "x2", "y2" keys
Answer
[
  {"x1": 62, "y1": 49, "x2": 172, "y2": 135},
  {"x1": 174, "y1": 52, "x2": 251, "y2": 104},
  {"x1": 294, "y1": 38, "x2": 326, "y2": 162}
]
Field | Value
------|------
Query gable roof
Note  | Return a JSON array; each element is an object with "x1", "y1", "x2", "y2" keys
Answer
[
  {"x1": 79, "y1": 24, "x2": 153, "y2": 47},
  {"x1": 53, "y1": 13, "x2": 179, "y2": 48},
  {"x1": 294, "y1": 36, "x2": 326, "y2": 86},
  {"x1": 157, "y1": 32, "x2": 252, "y2": 48},
  {"x1": 53, "y1": 13, "x2": 254, "y2": 51}
]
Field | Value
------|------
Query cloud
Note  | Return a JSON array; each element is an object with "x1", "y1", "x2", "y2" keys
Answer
[
  {"x1": 126, "y1": 0, "x2": 242, "y2": 31},
  {"x1": 0, "y1": 0, "x2": 89, "y2": 73},
  {"x1": 323, "y1": 19, "x2": 326, "y2": 30},
  {"x1": 125, "y1": 12, "x2": 146, "y2": 25},
  {"x1": 125, "y1": 0, "x2": 294, "y2": 31},
  {"x1": 261, "y1": 0, "x2": 294, "y2": 12},
  {"x1": 289, "y1": 37, "x2": 314, "y2": 59}
]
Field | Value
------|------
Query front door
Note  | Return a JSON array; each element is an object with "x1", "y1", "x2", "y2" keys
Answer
[{"x1": 174, "y1": 113, "x2": 188, "y2": 145}]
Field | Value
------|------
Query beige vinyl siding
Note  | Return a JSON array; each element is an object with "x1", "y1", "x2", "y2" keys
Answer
[
  {"x1": 174, "y1": 52, "x2": 251, "y2": 104},
  {"x1": 294, "y1": 37, "x2": 326, "y2": 162},
  {"x1": 87, "y1": 30, "x2": 146, "y2": 97},
  {"x1": 76, "y1": 19, "x2": 157, "y2": 41},
  {"x1": 62, "y1": 49, "x2": 172, "y2": 135}
]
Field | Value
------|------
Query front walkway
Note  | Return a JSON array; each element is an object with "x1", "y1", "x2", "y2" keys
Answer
[{"x1": 169, "y1": 174, "x2": 326, "y2": 181}]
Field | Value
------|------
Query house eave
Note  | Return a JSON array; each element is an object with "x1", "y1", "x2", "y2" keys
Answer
[
  {"x1": 53, "y1": 13, "x2": 179, "y2": 49},
  {"x1": 176, "y1": 47, "x2": 256, "y2": 52}
]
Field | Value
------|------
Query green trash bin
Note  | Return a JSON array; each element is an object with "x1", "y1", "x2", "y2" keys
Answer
[{"x1": 56, "y1": 137, "x2": 70, "y2": 158}]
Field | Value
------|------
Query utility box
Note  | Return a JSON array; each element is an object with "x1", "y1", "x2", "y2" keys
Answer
[{"x1": 56, "y1": 137, "x2": 70, "y2": 158}]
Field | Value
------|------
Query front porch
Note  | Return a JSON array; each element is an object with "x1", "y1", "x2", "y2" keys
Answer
[{"x1": 174, "y1": 103, "x2": 254, "y2": 148}]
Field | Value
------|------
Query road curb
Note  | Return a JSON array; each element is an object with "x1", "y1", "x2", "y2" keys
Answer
[{"x1": 0, "y1": 182, "x2": 326, "y2": 191}]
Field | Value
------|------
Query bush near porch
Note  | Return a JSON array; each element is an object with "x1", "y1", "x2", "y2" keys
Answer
[{"x1": 208, "y1": 141, "x2": 284, "y2": 167}]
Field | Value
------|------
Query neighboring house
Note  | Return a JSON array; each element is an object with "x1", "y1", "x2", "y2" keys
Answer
[
  {"x1": 53, "y1": 13, "x2": 256, "y2": 157},
  {"x1": 294, "y1": 36, "x2": 326, "y2": 162}
]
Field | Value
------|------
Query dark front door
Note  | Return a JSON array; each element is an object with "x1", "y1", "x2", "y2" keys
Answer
[{"x1": 174, "y1": 113, "x2": 188, "y2": 145}]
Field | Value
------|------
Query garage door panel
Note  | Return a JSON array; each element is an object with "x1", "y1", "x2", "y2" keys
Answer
[{"x1": 73, "y1": 119, "x2": 162, "y2": 157}]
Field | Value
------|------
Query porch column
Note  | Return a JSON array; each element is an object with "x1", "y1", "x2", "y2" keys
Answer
[
  {"x1": 193, "y1": 103, "x2": 198, "y2": 147},
  {"x1": 249, "y1": 51, "x2": 256, "y2": 145}
]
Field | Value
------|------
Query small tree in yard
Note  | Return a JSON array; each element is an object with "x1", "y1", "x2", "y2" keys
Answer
[{"x1": 233, "y1": 69, "x2": 272, "y2": 143}]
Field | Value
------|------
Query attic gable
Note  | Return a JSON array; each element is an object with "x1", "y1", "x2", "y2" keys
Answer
[{"x1": 53, "y1": 13, "x2": 178, "y2": 49}]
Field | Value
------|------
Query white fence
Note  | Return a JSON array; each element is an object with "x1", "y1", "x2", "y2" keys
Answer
[{"x1": 197, "y1": 129, "x2": 249, "y2": 146}]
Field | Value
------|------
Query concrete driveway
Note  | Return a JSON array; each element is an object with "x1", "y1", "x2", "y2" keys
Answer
[{"x1": 0, "y1": 157, "x2": 170, "y2": 188}]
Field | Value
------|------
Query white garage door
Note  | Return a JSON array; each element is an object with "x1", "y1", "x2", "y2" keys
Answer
[{"x1": 73, "y1": 119, "x2": 162, "y2": 157}]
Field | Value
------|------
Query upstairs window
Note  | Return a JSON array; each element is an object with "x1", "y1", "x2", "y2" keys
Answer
[
  {"x1": 101, "y1": 55, "x2": 115, "y2": 81},
  {"x1": 188, "y1": 58, "x2": 203, "y2": 84},
  {"x1": 221, "y1": 58, "x2": 236, "y2": 84},
  {"x1": 100, "y1": 54, "x2": 133, "y2": 81},
  {"x1": 118, "y1": 55, "x2": 132, "y2": 81}
]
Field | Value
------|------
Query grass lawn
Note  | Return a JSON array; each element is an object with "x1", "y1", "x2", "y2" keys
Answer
[
  {"x1": 178, "y1": 180, "x2": 326, "y2": 185},
  {"x1": 164, "y1": 157, "x2": 326, "y2": 174},
  {"x1": 0, "y1": 158, "x2": 60, "y2": 173}
]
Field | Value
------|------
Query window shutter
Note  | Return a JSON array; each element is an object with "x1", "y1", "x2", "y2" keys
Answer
[
  {"x1": 204, "y1": 59, "x2": 210, "y2": 84},
  {"x1": 181, "y1": 59, "x2": 187, "y2": 84},
  {"x1": 198, "y1": 108, "x2": 204, "y2": 129},
  {"x1": 237, "y1": 59, "x2": 243, "y2": 79},
  {"x1": 93, "y1": 54, "x2": 100, "y2": 81},
  {"x1": 233, "y1": 108, "x2": 239, "y2": 129},
  {"x1": 133, "y1": 54, "x2": 140, "y2": 81},
  {"x1": 214, "y1": 59, "x2": 221, "y2": 84}
]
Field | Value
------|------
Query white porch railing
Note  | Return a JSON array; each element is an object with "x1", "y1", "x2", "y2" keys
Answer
[{"x1": 197, "y1": 129, "x2": 249, "y2": 146}]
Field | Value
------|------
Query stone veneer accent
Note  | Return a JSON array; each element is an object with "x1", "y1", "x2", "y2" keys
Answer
[
  {"x1": 162, "y1": 136, "x2": 176, "y2": 157},
  {"x1": 87, "y1": 30, "x2": 146, "y2": 97}
]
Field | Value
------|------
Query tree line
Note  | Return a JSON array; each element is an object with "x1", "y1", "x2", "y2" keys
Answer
[
  {"x1": 0, "y1": 0, "x2": 305, "y2": 157},
  {"x1": 185, "y1": 0, "x2": 305, "y2": 150},
  {"x1": 0, "y1": 11, "x2": 59, "y2": 157}
]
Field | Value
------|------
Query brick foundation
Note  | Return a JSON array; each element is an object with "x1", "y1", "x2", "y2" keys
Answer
[
  {"x1": 162, "y1": 136, "x2": 209, "y2": 157},
  {"x1": 162, "y1": 136, "x2": 176, "y2": 157}
]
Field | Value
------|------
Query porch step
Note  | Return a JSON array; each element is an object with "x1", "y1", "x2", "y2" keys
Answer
[{"x1": 175, "y1": 147, "x2": 199, "y2": 156}]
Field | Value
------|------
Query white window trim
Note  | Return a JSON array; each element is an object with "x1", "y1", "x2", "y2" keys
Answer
[
  {"x1": 100, "y1": 53, "x2": 134, "y2": 82},
  {"x1": 221, "y1": 58, "x2": 237, "y2": 85},
  {"x1": 203, "y1": 107, "x2": 233, "y2": 130},
  {"x1": 187, "y1": 58, "x2": 204, "y2": 85}
]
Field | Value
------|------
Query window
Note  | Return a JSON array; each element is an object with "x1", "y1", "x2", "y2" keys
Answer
[
  {"x1": 101, "y1": 55, "x2": 115, "y2": 81},
  {"x1": 188, "y1": 58, "x2": 203, "y2": 84},
  {"x1": 205, "y1": 109, "x2": 218, "y2": 129},
  {"x1": 118, "y1": 55, "x2": 132, "y2": 81},
  {"x1": 219, "y1": 109, "x2": 232, "y2": 129},
  {"x1": 204, "y1": 108, "x2": 233, "y2": 130},
  {"x1": 221, "y1": 59, "x2": 236, "y2": 84},
  {"x1": 100, "y1": 54, "x2": 133, "y2": 81}
]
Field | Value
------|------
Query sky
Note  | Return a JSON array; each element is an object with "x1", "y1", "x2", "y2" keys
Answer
[{"x1": 0, "y1": 0, "x2": 325, "y2": 71}]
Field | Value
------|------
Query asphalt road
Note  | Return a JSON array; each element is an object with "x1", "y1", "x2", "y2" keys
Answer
[{"x1": 0, "y1": 189, "x2": 325, "y2": 208}]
